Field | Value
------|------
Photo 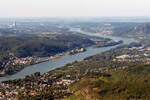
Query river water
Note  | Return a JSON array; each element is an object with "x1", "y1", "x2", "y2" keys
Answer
[{"x1": 0, "y1": 29, "x2": 134, "y2": 82}]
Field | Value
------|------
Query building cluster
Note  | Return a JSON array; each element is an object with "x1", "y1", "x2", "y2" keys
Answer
[
  {"x1": 90, "y1": 66, "x2": 128, "y2": 74},
  {"x1": 56, "y1": 79, "x2": 74, "y2": 86},
  {"x1": 113, "y1": 46, "x2": 150, "y2": 64},
  {"x1": 3, "y1": 57, "x2": 35, "y2": 67},
  {"x1": 0, "y1": 70, "x2": 77, "y2": 99},
  {"x1": 66, "y1": 48, "x2": 86, "y2": 55}
]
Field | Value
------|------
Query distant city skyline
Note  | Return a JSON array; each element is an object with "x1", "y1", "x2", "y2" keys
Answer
[{"x1": 0, "y1": 0, "x2": 150, "y2": 17}]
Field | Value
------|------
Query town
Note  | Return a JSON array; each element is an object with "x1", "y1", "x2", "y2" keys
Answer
[{"x1": 0, "y1": 40, "x2": 150, "y2": 99}]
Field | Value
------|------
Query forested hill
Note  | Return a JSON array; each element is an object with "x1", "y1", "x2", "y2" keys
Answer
[
  {"x1": 0, "y1": 34, "x2": 94, "y2": 58},
  {"x1": 0, "y1": 33, "x2": 96, "y2": 75},
  {"x1": 63, "y1": 64, "x2": 150, "y2": 100}
]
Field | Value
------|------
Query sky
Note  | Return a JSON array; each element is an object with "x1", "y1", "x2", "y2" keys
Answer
[{"x1": 0, "y1": 0, "x2": 150, "y2": 17}]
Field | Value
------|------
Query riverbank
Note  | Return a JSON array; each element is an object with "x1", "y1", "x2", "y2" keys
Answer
[
  {"x1": 0, "y1": 48, "x2": 87, "y2": 77},
  {"x1": 0, "y1": 31, "x2": 125, "y2": 77},
  {"x1": 0, "y1": 39, "x2": 124, "y2": 77},
  {"x1": 0, "y1": 28, "x2": 134, "y2": 82},
  {"x1": 0, "y1": 40, "x2": 140, "y2": 99}
]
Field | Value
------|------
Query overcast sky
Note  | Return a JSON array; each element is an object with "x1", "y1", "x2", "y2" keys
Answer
[{"x1": 0, "y1": 0, "x2": 150, "y2": 17}]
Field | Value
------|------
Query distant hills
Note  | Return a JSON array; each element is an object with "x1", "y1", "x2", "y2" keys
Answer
[
  {"x1": 134, "y1": 23, "x2": 150, "y2": 34},
  {"x1": 111, "y1": 23, "x2": 150, "y2": 37}
]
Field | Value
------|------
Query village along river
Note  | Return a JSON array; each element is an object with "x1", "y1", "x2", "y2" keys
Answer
[{"x1": 0, "y1": 28, "x2": 134, "y2": 82}]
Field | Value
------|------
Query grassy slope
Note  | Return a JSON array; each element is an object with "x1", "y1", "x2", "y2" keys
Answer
[{"x1": 60, "y1": 65, "x2": 150, "y2": 100}]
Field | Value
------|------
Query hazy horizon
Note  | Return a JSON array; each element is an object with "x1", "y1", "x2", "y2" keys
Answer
[{"x1": 0, "y1": 0, "x2": 150, "y2": 17}]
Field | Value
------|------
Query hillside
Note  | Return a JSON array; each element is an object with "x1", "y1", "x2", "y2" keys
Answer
[{"x1": 62, "y1": 64, "x2": 150, "y2": 100}]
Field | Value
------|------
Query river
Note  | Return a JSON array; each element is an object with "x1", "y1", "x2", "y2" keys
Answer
[{"x1": 0, "y1": 28, "x2": 134, "y2": 82}]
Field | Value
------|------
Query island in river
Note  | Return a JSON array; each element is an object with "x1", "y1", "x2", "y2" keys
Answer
[{"x1": 0, "y1": 31, "x2": 122, "y2": 76}]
